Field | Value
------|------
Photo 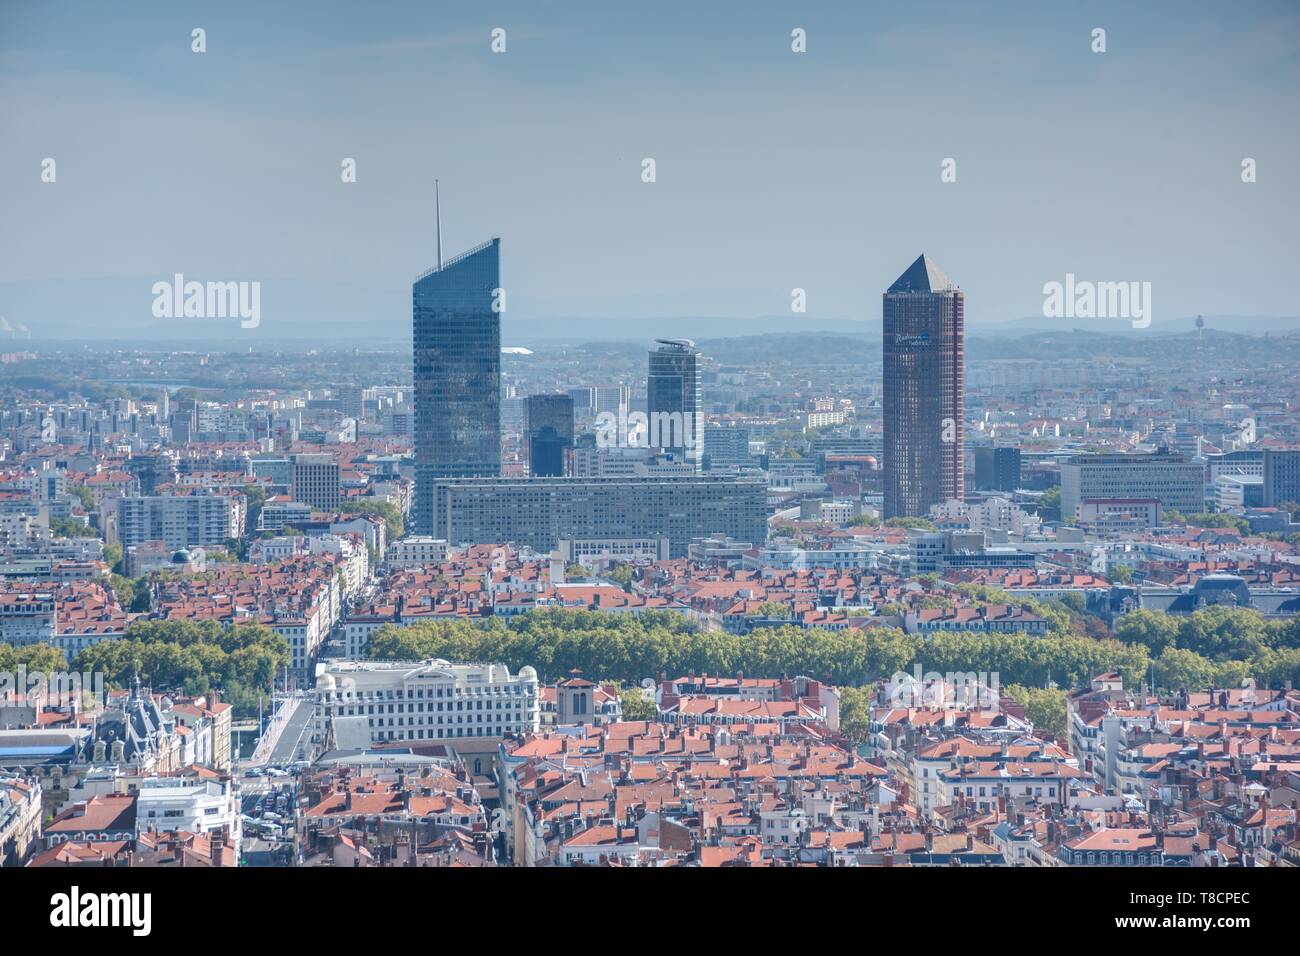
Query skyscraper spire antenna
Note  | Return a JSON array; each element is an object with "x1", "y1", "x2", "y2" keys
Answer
[{"x1": 435, "y1": 179, "x2": 443, "y2": 271}]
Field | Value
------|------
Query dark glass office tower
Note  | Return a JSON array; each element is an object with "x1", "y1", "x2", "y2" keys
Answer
[
  {"x1": 883, "y1": 254, "x2": 964, "y2": 519},
  {"x1": 974, "y1": 445, "x2": 1021, "y2": 492},
  {"x1": 525, "y1": 393, "x2": 575, "y2": 477},
  {"x1": 647, "y1": 339, "x2": 703, "y2": 471},
  {"x1": 413, "y1": 238, "x2": 502, "y2": 534}
]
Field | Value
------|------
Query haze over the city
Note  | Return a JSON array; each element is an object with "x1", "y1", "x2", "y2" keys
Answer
[
  {"x1": 4, "y1": 1, "x2": 1300, "y2": 917},
  {"x1": 2, "y1": 0, "x2": 1299, "y2": 340}
]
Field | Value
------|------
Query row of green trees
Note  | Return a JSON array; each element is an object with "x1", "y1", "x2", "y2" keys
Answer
[
  {"x1": 1004, "y1": 684, "x2": 1069, "y2": 739},
  {"x1": 1114, "y1": 606, "x2": 1300, "y2": 658},
  {"x1": 1163, "y1": 511, "x2": 1251, "y2": 534},
  {"x1": 12, "y1": 599, "x2": 1296, "y2": 725},
  {"x1": 3, "y1": 620, "x2": 288, "y2": 717},
  {"x1": 848, "y1": 515, "x2": 938, "y2": 531},
  {"x1": 367, "y1": 605, "x2": 1295, "y2": 693},
  {"x1": 337, "y1": 499, "x2": 404, "y2": 540},
  {"x1": 0, "y1": 641, "x2": 68, "y2": 674},
  {"x1": 71, "y1": 620, "x2": 289, "y2": 716},
  {"x1": 50, "y1": 517, "x2": 99, "y2": 538}
]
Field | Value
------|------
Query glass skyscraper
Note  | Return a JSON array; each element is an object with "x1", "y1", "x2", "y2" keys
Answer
[
  {"x1": 413, "y1": 238, "x2": 502, "y2": 534},
  {"x1": 883, "y1": 254, "x2": 964, "y2": 519},
  {"x1": 974, "y1": 445, "x2": 1021, "y2": 493},
  {"x1": 525, "y1": 393, "x2": 575, "y2": 477},
  {"x1": 647, "y1": 339, "x2": 703, "y2": 472}
]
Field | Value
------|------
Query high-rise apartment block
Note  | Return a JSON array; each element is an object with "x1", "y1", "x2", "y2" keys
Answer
[
  {"x1": 704, "y1": 424, "x2": 751, "y2": 469},
  {"x1": 593, "y1": 385, "x2": 630, "y2": 417},
  {"x1": 429, "y1": 476, "x2": 766, "y2": 557},
  {"x1": 290, "y1": 453, "x2": 340, "y2": 510},
  {"x1": 1059, "y1": 450, "x2": 1204, "y2": 519},
  {"x1": 568, "y1": 385, "x2": 629, "y2": 418},
  {"x1": 116, "y1": 494, "x2": 244, "y2": 550},
  {"x1": 337, "y1": 385, "x2": 365, "y2": 422},
  {"x1": 1263, "y1": 449, "x2": 1300, "y2": 507}
]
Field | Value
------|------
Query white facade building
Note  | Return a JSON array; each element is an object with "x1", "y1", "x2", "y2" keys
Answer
[
  {"x1": 313, "y1": 658, "x2": 540, "y2": 747},
  {"x1": 557, "y1": 537, "x2": 670, "y2": 566},
  {"x1": 116, "y1": 493, "x2": 244, "y2": 550},
  {"x1": 929, "y1": 497, "x2": 1042, "y2": 536},
  {"x1": 385, "y1": 536, "x2": 449, "y2": 569},
  {"x1": 134, "y1": 776, "x2": 240, "y2": 853},
  {"x1": 0, "y1": 592, "x2": 55, "y2": 647}
]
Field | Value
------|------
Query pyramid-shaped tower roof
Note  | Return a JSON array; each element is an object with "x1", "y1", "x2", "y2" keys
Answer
[{"x1": 887, "y1": 254, "x2": 957, "y2": 293}]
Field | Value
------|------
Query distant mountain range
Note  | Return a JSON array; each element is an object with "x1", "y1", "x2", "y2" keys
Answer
[
  {"x1": 971, "y1": 314, "x2": 1300, "y2": 337},
  {"x1": 2, "y1": 276, "x2": 1296, "y2": 345}
]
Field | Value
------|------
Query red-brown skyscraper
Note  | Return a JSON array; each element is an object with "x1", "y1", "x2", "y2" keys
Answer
[{"x1": 883, "y1": 254, "x2": 964, "y2": 518}]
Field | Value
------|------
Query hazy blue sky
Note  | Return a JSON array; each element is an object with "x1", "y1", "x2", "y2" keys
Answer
[{"x1": 2, "y1": 0, "x2": 1298, "y2": 337}]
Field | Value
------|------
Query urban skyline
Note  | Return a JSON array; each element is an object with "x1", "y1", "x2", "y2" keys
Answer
[
  {"x1": 3, "y1": 1, "x2": 1299, "y2": 341},
  {"x1": 1, "y1": 0, "x2": 1296, "y2": 930}
]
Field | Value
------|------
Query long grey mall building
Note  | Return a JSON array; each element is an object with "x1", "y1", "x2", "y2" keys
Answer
[{"x1": 429, "y1": 477, "x2": 767, "y2": 558}]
